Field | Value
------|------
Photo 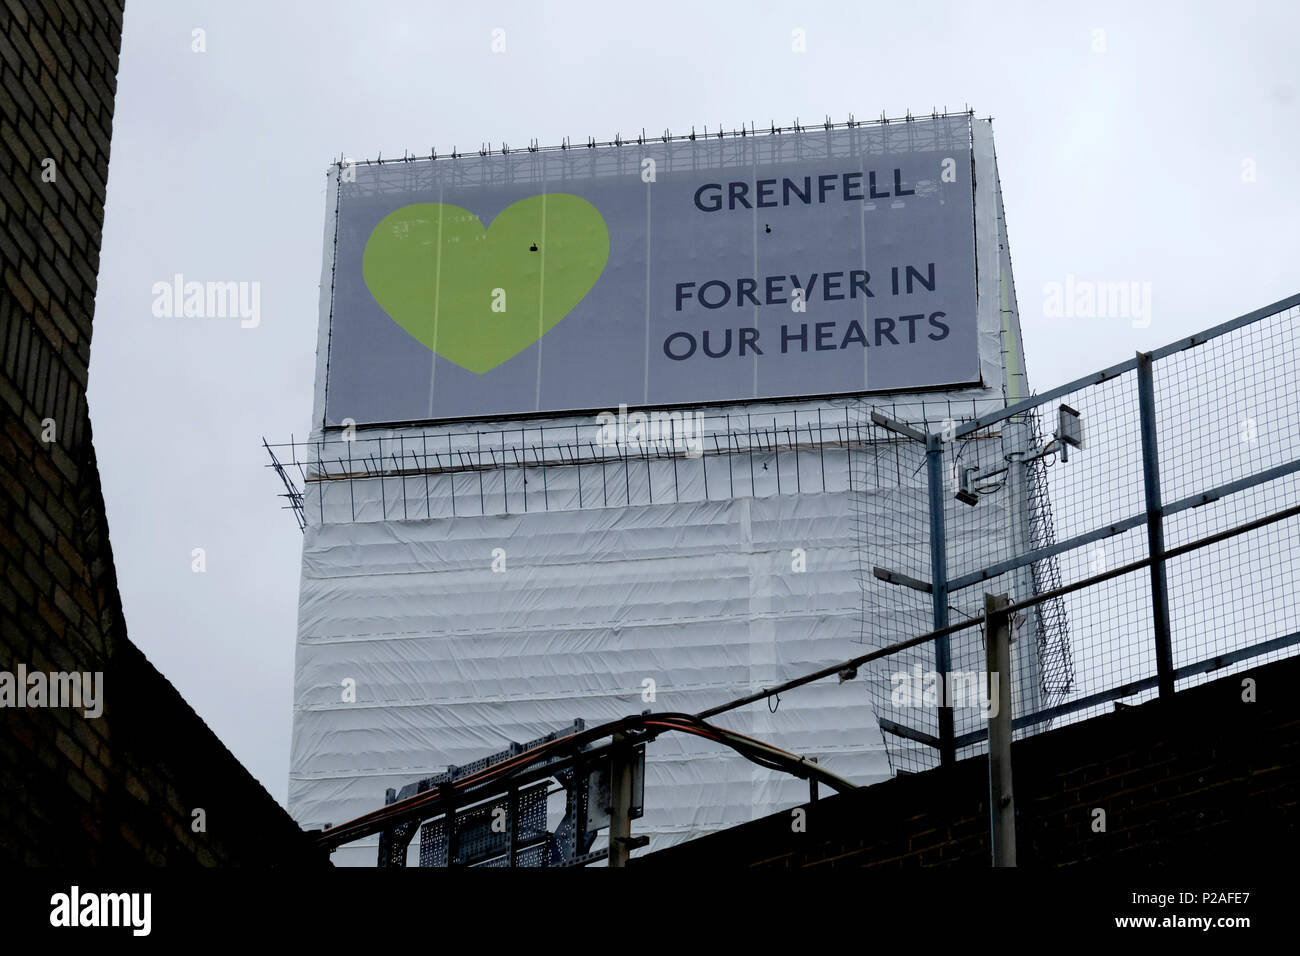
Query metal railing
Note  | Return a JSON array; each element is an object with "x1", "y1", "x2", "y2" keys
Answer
[
  {"x1": 262, "y1": 397, "x2": 1013, "y2": 526},
  {"x1": 859, "y1": 292, "x2": 1300, "y2": 773}
]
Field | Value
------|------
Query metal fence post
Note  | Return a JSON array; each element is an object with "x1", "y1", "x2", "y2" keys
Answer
[
  {"x1": 926, "y1": 432, "x2": 956, "y2": 765},
  {"x1": 985, "y1": 593, "x2": 1016, "y2": 866},
  {"x1": 608, "y1": 732, "x2": 634, "y2": 868},
  {"x1": 1136, "y1": 352, "x2": 1175, "y2": 699}
]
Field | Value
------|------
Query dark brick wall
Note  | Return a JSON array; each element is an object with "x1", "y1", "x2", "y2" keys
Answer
[
  {"x1": 1, "y1": 0, "x2": 322, "y2": 865},
  {"x1": 638, "y1": 654, "x2": 1300, "y2": 867}
]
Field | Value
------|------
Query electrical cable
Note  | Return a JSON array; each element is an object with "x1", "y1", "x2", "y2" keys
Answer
[{"x1": 318, "y1": 711, "x2": 856, "y2": 847}]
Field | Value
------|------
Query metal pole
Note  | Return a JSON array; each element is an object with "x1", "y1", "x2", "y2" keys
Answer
[
  {"x1": 1136, "y1": 352, "x2": 1175, "y2": 699},
  {"x1": 507, "y1": 786, "x2": 518, "y2": 867},
  {"x1": 608, "y1": 732, "x2": 634, "y2": 868},
  {"x1": 926, "y1": 432, "x2": 955, "y2": 765},
  {"x1": 1004, "y1": 435, "x2": 1043, "y2": 719},
  {"x1": 445, "y1": 787, "x2": 459, "y2": 867},
  {"x1": 985, "y1": 592, "x2": 1016, "y2": 866}
]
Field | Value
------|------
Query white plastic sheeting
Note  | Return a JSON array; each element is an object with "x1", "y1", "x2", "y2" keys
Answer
[
  {"x1": 290, "y1": 469, "x2": 1025, "y2": 866},
  {"x1": 292, "y1": 491, "x2": 906, "y2": 865}
]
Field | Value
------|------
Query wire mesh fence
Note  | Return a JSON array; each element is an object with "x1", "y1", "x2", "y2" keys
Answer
[
  {"x1": 1154, "y1": 302, "x2": 1300, "y2": 691},
  {"x1": 858, "y1": 293, "x2": 1300, "y2": 774}
]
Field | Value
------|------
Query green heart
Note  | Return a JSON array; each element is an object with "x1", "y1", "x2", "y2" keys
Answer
[{"x1": 362, "y1": 195, "x2": 609, "y2": 374}]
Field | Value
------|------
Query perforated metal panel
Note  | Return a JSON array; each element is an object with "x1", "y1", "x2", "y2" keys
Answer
[{"x1": 418, "y1": 781, "x2": 550, "y2": 867}]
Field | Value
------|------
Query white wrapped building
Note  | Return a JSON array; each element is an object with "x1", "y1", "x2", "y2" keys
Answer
[{"x1": 282, "y1": 114, "x2": 1068, "y2": 865}]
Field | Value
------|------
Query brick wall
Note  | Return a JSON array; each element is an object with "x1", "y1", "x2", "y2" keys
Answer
[
  {"x1": 637, "y1": 653, "x2": 1300, "y2": 867},
  {"x1": 0, "y1": 0, "x2": 322, "y2": 866}
]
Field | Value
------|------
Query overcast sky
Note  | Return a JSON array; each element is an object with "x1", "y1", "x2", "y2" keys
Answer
[{"x1": 90, "y1": 0, "x2": 1298, "y2": 804}]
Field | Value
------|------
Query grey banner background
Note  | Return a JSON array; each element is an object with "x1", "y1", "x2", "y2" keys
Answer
[{"x1": 326, "y1": 117, "x2": 978, "y2": 425}]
